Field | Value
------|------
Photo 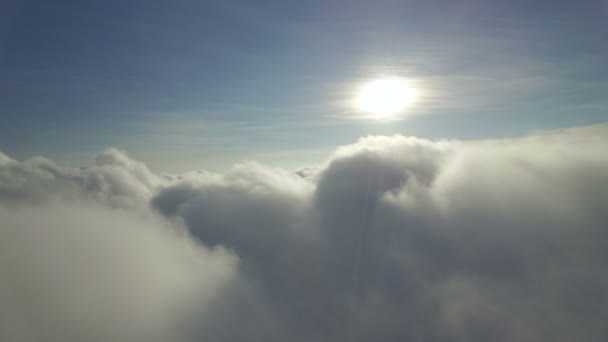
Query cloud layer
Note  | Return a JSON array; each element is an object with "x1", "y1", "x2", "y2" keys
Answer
[{"x1": 1, "y1": 125, "x2": 608, "y2": 342}]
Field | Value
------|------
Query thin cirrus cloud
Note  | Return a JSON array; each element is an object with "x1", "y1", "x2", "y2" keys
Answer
[{"x1": 1, "y1": 124, "x2": 608, "y2": 341}]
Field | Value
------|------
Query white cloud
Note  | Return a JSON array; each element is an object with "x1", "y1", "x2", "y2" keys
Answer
[
  {"x1": 1, "y1": 124, "x2": 608, "y2": 341},
  {"x1": 0, "y1": 149, "x2": 238, "y2": 342},
  {"x1": 0, "y1": 203, "x2": 237, "y2": 342},
  {"x1": 0, "y1": 148, "x2": 165, "y2": 208}
]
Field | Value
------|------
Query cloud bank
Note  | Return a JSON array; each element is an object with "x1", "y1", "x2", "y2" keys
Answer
[{"x1": 1, "y1": 125, "x2": 608, "y2": 341}]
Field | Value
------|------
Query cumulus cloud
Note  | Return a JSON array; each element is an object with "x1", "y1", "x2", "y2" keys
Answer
[
  {"x1": 0, "y1": 148, "x2": 165, "y2": 208},
  {"x1": 2, "y1": 124, "x2": 608, "y2": 341},
  {"x1": 0, "y1": 149, "x2": 237, "y2": 342},
  {"x1": 0, "y1": 204, "x2": 237, "y2": 342}
]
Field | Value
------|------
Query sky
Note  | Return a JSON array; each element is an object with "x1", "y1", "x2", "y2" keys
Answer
[{"x1": 1, "y1": 0, "x2": 607, "y2": 171}]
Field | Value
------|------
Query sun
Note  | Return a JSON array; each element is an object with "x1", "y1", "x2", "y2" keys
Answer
[{"x1": 357, "y1": 79, "x2": 414, "y2": 117}]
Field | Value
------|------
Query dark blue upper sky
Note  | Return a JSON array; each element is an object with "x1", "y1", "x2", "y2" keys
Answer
[{"x1": 1, "y1": 0, "x2": 607, "y2": 171}]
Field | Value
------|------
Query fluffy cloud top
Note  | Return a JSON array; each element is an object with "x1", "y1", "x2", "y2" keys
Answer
[{"x1": 1, "y1": 125, "x2": 608, "y2": 341}]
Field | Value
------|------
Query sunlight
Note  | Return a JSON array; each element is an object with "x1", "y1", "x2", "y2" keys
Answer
[{"x1": 357, "y1": 79, "x2": 414, "y2": 117}]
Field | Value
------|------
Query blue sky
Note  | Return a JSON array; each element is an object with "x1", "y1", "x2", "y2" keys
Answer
[{"x1": 1, "y1": 0, "x2": 607, "y2": 171}]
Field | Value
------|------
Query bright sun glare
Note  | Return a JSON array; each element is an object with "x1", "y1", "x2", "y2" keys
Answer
[{"x1": 357, "y1": 79, "x2": 414, "y2": 117}]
